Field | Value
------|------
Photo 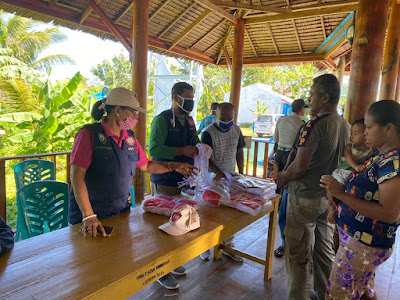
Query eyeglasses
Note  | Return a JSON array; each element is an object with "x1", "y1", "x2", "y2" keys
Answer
[{"x1": 125, "y1": 107, "x2": 140, "y2": 115}]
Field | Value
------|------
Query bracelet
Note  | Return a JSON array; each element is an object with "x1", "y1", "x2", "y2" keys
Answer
[
  {"x1": 82, "y1": 214, "x2": 97, "y2": 222},
  {"x1": 167, "y1": 162, "x2": 173, "y2": 172}
]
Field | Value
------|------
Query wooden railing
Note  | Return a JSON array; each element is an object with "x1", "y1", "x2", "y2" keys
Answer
[
  {"x1": 0, "y1": 152, "x2": 71, "y2": 221},
  {"x1": 0, "y1": 138, "x2": 274, "y2": 222}
]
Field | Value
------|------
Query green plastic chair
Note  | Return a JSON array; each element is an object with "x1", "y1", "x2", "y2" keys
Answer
[
  {"x1": 17, "y1": 181, "x2": 69, "y2": 239},
  {"x1": 13, "y1": 159, "x2": 56, "y2": 241}
]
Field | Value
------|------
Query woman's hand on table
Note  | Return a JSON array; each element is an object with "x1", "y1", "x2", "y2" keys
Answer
[
  {"x1": 320, "y1": 175, "x2": 345, "y2": 198},
  {"x1": 171, "y1": 162, "x2": 198, "y2": 178},
  {"x1": 80, "y1": 217, "x2": 106, "y2": 237}
]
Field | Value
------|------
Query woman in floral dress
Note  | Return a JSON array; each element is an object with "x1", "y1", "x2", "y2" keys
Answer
[{"x1": 320, "y1": 100, "x2": 400, "y2": 300}]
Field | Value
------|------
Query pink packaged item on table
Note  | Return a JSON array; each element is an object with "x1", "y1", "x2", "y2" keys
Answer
[
  {"x1": 142, "y1": 196, "x2": 198, "y2": 216},
  {"x1": 201, "y1": 188, "x2": 222, "y2": 207},
  {"x1": 228, "y1": 191, "x2": 271, "y2": 216},
  {"x1": 153, "y1": 194, "x2": 175, "y2": 201},
  {"x1": 235, "y1": 200, "x2": 263, "y2": 216}
]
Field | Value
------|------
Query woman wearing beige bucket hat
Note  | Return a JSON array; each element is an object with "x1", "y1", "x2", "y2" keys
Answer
[{"x1": 68, "y1": 87, "x2": 197, "y2": 237}]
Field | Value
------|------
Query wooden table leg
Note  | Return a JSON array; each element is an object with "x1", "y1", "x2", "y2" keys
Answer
[
  {"x1": 264, "y1": 197, "x2": 278, "y2": 280},
  {"x1": 213, "y1": 243, "x2": 222, "y2": 260}
]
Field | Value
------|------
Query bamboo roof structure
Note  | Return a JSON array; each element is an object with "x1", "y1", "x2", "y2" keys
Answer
[{"x1": 0, "y1": 0, "x2": 357, "y2": 70}]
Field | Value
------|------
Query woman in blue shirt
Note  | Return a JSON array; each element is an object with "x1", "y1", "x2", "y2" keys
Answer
[{"x1": 321, "y1": 100, "x2": 400, "y2": 300}]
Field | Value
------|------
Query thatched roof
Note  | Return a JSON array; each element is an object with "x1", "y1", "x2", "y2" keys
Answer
[{"x1": 0, "y1": 0, "x2": 357, "y2": 70}]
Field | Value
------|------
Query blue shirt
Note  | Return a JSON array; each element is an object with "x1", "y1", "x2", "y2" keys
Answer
[
  {"x1": 198, "y1": 115, "x2": 216, "y2": 132},
  {"x1": 337, "y1": 148, "x2": 400, "y2": 249}
]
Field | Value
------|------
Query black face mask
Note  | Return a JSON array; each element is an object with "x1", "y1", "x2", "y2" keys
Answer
[{"x1": 177, "y1": 95, "x2": 194, "y2": 114}]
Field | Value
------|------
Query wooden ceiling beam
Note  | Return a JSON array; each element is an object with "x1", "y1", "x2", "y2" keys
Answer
[
  {"x1": 245, "y1": 26, "x2": 258, "y2": 57},
  {"x1": 149, "y1": 0, "x2": 170, "y2": 22},
  {"x1": 345, "y1": 51, "x2": 352, "y2": 66},
  {"x1": 114, "y1": 1, "x2": 133, "y2": 24},
  {"x1": 210, "y1": 0, "x2": 292, "y2": 14},
  {"x1": 266, "y1": 22, "x2": 279, "y2": 55},
  {"x1": 195, "y1": 0, "x2": 238, "y2": 24},
  {"x1": 292, "y1": 19, "x2": 302, "y2": 54},
  {"x1": 216, "y1": 26, "x2": 233, "y2": 64},
  {"x1": 245, "y1": 4, "x2": 358, "y2": 24},
  {"x1": 169, "y1": 9, "x2": 211, "y2": 50},
  {"x1": 190, "y1": 19, "x2": 226, "y2": 49},
  {"x1": 293, "y1": 0, "x2": 358, "y2": 12},
  {"x1": 79, "y1": 0, "x2": 101, "y2": 24},
  {"x1": 219, "y1": 53, "x2": 326, "y2": 66},
  {"x1": 89, "y1": 0, "x2": 131, "y2": 51},
  {"x1": 0, "y1": 0, "x2": 216, "y2": 64},
  {"x1": 157, "y1": 2, "x2": 197, "y2": 39}
]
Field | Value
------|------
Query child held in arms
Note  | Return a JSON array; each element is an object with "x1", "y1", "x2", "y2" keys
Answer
[{"x1": 327, "y1": 118, "x2": 372, "y2": 223}]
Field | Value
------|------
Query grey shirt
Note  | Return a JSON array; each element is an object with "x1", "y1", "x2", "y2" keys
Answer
[
  {"x1": 274, "y1": 113, "x2": 305, "y2": 149},
  {"x1": 288, "y1": 113, "x2": 350, "y2": 198}
]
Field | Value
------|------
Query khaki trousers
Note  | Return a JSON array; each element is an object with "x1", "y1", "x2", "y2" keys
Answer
[{"x1": 284, "y1": 193, "x2": 335, "y2": 300}]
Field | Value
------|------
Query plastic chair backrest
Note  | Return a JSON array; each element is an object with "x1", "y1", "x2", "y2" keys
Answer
[
  {"x1": 17, "y1": 181, "x2": 69, "y2": 238},
  {"x1": 14, "y1": 159, "x2": 55, "y2": 192},
  {"x1": 13, "y1": 159, "x2": 56, "y2": 241}
]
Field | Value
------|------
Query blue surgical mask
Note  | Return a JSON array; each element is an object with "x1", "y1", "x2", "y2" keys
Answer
[{"x1": 216, "y1": 118, "x2": 234, "y2": 131}]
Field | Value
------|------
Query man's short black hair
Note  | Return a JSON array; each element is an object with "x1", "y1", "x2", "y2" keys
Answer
[
  {"x1": 313, "y1": 74, "x2": 341, "y2": 105},
  {"x1": 171, "y1": 82, "x2": 193, "y2": 98},
  {"x1": 211, "y1": 102, "x2": 219, "y2": 110}
]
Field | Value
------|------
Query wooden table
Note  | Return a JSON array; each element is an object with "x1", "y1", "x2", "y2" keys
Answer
[{"x1": 0, "y1": 195, "x2": 279, "y2": 300}]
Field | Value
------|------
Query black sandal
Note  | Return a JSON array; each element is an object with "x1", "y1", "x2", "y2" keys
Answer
[{"x1": 274, "y1": 246, "x2": 284, "y2": 258}]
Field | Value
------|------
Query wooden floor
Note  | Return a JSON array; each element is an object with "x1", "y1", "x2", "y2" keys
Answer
[{"x1": 129, "y1": 214, "x2": 400, "y2": 300}]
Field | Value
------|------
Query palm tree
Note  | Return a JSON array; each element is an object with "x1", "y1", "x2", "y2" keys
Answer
[{"x1": 0, "y1": 11, "x2": 74, "y2": 71}]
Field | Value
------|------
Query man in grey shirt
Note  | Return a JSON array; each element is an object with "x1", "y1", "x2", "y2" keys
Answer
[
  {"x1": 274, "y1": 98, "x2": 307, "y2": 173},
  {"x1": 277, "y1": 74, "x2": 350, "y2": 300}
]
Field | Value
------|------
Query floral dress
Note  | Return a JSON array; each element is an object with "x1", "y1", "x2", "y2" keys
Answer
[{"x1": 326, "y1": 148, "x2": 400, "y2": 300}]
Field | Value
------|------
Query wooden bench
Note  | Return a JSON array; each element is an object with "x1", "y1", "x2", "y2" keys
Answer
[{"x1": 0, "y1": 195, "x2": 279, "y2": 300}]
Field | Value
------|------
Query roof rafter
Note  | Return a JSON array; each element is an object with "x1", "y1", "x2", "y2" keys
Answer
[
  {"x1": 245, "y1": 26, "x2": 258, "y2": 57},
  {"x1": 210, "y1": 0, "x2": 292, "y2": 14},
  {"x1": 320, "y1": 16, "x2": 327, "y2": 40},
  {"x1": 245, "y1": 4, "x2": 358, "y2": 24},
  {"x1": 266, "y1": 22, "x2": 279, "y2": 55},
  {"x1": 89, "y1": 0, "x2": 131, "y2": 51},
  {"x1": 169, "y1": 9, "x2": 212, "y2": 50},
  {"x1": 190, "y1": 19, "x2": 226, "y2": 49},
  {"x1": 157, "y1": 2, "x2": 197, "y2": 39},
  {"x1": 292, "y1": 19, "x2": 302, "y2": 54},
  {"x1": 114, "y1": 1, "x2": 133, "y2": 25},
  {"x1": 195, "y1": 0, "x2": 238, "y2": 24},
  {"x1": 79, "y1": 0, "x2": 101, "y2": 24}
]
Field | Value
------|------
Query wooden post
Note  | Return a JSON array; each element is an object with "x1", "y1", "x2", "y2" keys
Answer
[
  {"x1": 344, "y1": 0, "x2": 390, "y2": 124},
  {"x1": 336, "y1": 56, "x2": 346, "y2": 87},
  {"x1": 229, "y1": 18, "x2": 245, "y2": 123},
  {"x1": 380, "y1": 0, "x2": 400, "y2": 100},
  {"x1": 132, "y1": 0, "x2": 148, "y2": 204}
]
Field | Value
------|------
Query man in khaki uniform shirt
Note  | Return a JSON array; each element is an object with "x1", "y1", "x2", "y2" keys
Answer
[{"x1": 277, "y1": 74, "x2": 350, "y2": 300}]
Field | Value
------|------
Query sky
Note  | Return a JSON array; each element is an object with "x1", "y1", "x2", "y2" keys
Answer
[{"x1": 39, "y1": 26, "x2": 127, "y2": 82}]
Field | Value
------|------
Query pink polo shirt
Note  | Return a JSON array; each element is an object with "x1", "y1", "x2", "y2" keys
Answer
[{"x1": 70, "y1": 118, "x2": 149, "y2": 170}]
